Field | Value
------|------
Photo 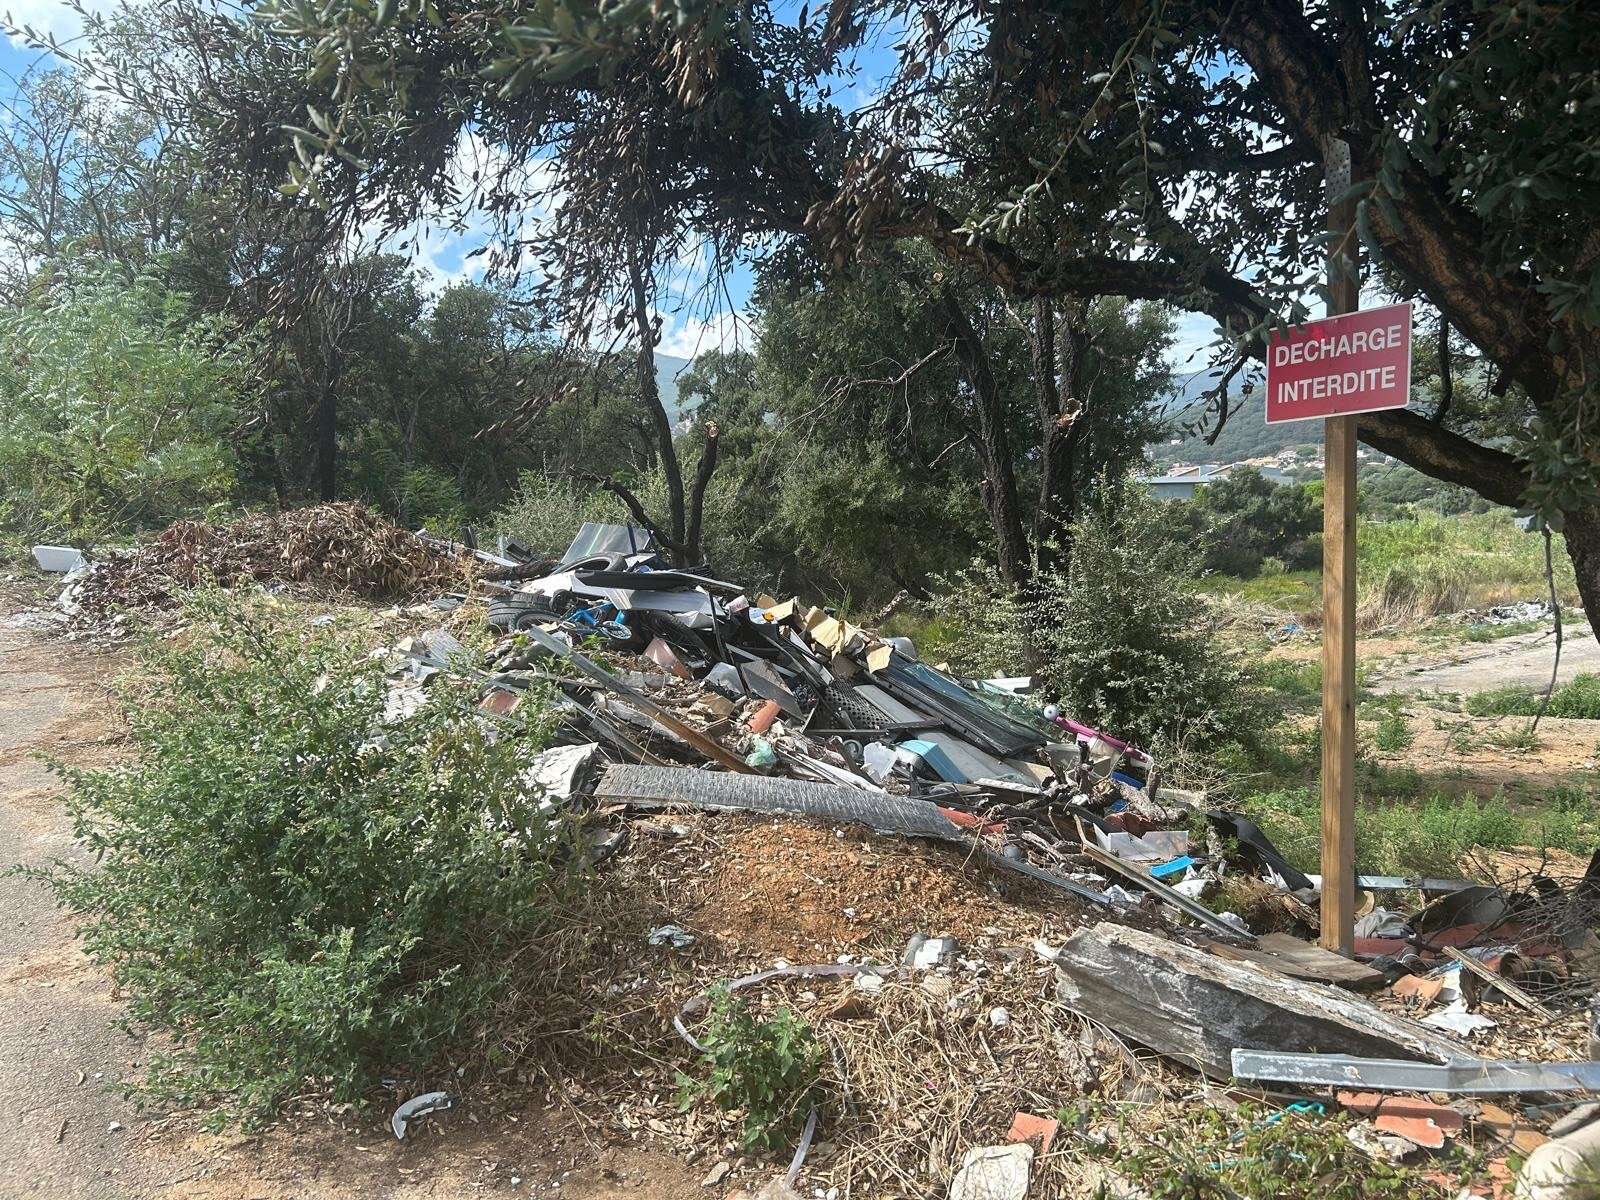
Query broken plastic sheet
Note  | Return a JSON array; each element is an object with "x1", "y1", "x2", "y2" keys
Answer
[
  {"x1": 879, "y1": 658, "x2": 1046, "y2": 757},
  {"x1": 391, "y1": 1091, "x2": 452, "y2": 1139},
  {"x1": 560, "y1": 521, "x2": 653, "y2": 565}
]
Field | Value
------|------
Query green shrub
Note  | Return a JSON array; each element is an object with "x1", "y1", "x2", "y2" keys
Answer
[
  {"x1": 1258, "y1": 659, "x2": 1322, "y2": 708},
  {"x1": 1356, "y1": 512, "x2": 1578, "y2": 623},
  {"x1": 493, "y1": 472, "x2": 626, "y2": 558},
  {"x1": 0, "y1": 259, "x2": 252, "y2": 542},
  {"x1": 915, "y1": 559, "x2": 1031, "y2": 679},
  {"x1": 678, "y1": 989, "x2": 821, "y2": 1151},
  {"x1": 1102, "y1": 1101, "x2": 1444, "y2": 1199},
  {"x1": 1237, "y1": 786, "x2": 1595, "y2": 878},
  {"x1": 1186, "y1": 468, "x2": 1322, "y2": 578},
  {"x1": 491, "y1": 466, "x2": 782, "y2": 590},
  {"x1": 1032, "y1": 488, "x2": 1268, "y2": 754},
  {"x1": 27, "y1": 594, "x2": 579, "y2": 1126},
  {"x1": 1373, "y1": 706, "x2": 1414, "y2": 753}
]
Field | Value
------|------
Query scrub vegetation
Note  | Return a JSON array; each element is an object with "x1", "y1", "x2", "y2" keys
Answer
[{"x1": 21, "y1": 594, "x2": 605, "y2": 1126}]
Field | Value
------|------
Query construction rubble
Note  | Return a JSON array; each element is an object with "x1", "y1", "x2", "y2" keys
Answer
[{"x1": 35, "y1": 513, "x2": 1600, "y2": 1196}]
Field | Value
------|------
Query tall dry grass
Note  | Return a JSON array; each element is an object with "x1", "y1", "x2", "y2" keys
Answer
[{"x1": 1355, "y1": 512, "x2": 1577, "y2": 627}]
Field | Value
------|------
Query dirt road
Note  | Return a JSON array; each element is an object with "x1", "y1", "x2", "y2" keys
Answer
[
  {"x1": 1369, "y1": 624, "x2": 1600, "y2": 695},
  {"x1": 0, "y1": 619, "x2": 163, "y2": 1199},
  {"x1": 0, "y1": 615, "x2": 703, "y2": 1200}
]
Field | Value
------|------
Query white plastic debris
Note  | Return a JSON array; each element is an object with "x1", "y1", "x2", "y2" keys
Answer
[
  {"x1": 520, "y1": 743, "x2": 602, "y2": 804},
  {"x1": 32, "y1": 545, "x2": 86, "y2": 573},
  {"x1": 988, "y1": 1006, "x2": 1011, "y2": 1028},
  {"x1": 853, "y1": 972, "x2": 886, "y2": 994},
  {"x1": 1420, "y1": 999, "x2": 1497, "y2": 1038},
  {"x1": 1516, "y1": 1112, "x2": 1600, "y2": 1199},
  {"x1": 390, "y1": 1091, "x2": 453, "y2": 1139},
  {"x1": 1216, "y1": 911, "x2": 1251, "y2": 935},
  {"x1": 911, "y1": 936, "x2": 958, "y2": 971},
  {"x1": 948, "y1": 1143, "x2": 1033, "y2": 1200},
  {"x1": 382, "y1": 686, "x2": 429, "y2": 724},
  {"x1": 648, "y1": 924, "x2": 695, "y2": 949}
]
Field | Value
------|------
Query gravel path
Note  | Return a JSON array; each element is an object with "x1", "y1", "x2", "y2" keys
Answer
[{"x1": 1368, "y1": 624, "x2": 1600, "y2": 695}]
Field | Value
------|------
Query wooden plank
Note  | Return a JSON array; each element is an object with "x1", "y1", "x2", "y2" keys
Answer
[
  {"x1": 1443, "y1": 947, "x2": 1556, "y2": 1018},
  {"x1": 1321, "y1": 412, "x2": 1358, "y2": 955},
  {"x1": 1209, "y1": 933, "x2": 1385, "y2": 991},
  {"x1": 1320, "y1": 145, "x2": 1361, "y2": 955},
  {"x1": 1043, "y1": 922, "x2": 1477, "y2": 1081}
]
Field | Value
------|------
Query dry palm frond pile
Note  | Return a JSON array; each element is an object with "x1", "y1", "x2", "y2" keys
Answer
[{"x1": 71, "y1": 503, "x2": 477, "y2": 618}]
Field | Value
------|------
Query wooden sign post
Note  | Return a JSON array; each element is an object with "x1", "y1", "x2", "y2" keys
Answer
[{"x1": 1264, "y1": 141, "x2": 1412, "y2": 953}]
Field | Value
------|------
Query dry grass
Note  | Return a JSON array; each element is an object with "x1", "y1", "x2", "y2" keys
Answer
[{"x1": 807, "y1": 971, "x2": 1163, "y2": 1197}]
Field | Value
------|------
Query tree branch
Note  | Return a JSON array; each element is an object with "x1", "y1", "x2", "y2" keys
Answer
[
  {"x1": 1434, "y1": 320, "x2": 1454, "y2": 424},
  {"x1": 683, "y1": 420, "x2": 720, "y2": 566},
  {"x1": 573, "y1": 470, "x2": 680, "y2": 551}
]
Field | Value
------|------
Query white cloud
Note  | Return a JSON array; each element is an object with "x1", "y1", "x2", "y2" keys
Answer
[
  {"x1": 1167, "y1": 309, "x2": 1222, "y2": 371},
  {"x1": 3, "y1": 0, "x2": 117, "y2": 50},
  {"x1": 656, "y1": 309, "x2": 747, "y2": 359}
]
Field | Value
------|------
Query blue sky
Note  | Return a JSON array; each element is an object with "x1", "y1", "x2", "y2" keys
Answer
[{"x1": 1, "y1": 1, "x2": 1220, "y2": 369}]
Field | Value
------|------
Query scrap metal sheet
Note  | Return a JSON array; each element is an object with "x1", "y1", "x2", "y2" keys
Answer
[{"x1": 1230, "y1": 1049, "x2": 1600, "y2": 1093}]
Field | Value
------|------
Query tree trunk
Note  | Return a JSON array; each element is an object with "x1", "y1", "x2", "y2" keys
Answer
[
  {"x1": 1561, "y1": 506, "x2": 1600, "y2": 647},
  {"x1": 629, "y1": 252, "x2": 687, "y2": 556},
  {"x1": 938, "y1": 285, "x2": 1031, "y2": 587},
  {"x1": 315, "y1": 349, "x2": 340, "y2": 502},
  {"x1": 1034, "y1": 297, "x2": 1090, "y2": 578},
  {"x1": 682, "y1": 422, "x2": 720, "y2": 568}
]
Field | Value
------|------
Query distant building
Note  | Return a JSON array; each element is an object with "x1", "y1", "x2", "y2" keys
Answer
[{"x1": 1140, "y1": 462, "x2": 1290, "y2": 500}]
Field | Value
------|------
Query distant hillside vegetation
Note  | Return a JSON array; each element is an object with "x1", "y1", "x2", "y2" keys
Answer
[{"x1": 1151, "y1": 368, "x2": 1323, "y2": 465}]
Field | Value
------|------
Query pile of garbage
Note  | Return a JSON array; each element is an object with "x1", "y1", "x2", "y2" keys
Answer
[
  {"x1": 386, "y1": 522, "x2": 1600, "y2": 1193},
  {"x1": 49, "y1": 503, "x2": 479, "y2": 623},
  {"x1": 34, "y1": 515, "x2": 1600, "y2": 1191},
  {"x1": 1457, "y1": 600, "x2": 1555, "y2": 627}
]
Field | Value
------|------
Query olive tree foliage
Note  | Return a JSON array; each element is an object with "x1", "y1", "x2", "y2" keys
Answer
[
  {"x1": 0, "y1": 65, "x2": 198, "y2": 303},
  {"x1": 752, "y1": 253, "x2": 1174, "y2": 590},
  {"x1": 143, "y1": 0, "x2": 1597, "y2": 637},
  {"x1": 0, "y1": 261, "x2": 254, "y2": 541}
]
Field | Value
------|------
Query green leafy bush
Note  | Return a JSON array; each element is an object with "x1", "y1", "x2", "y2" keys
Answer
[
  {"x1": 28, "y1": 594, "x2": 579, "y2": 1126},
  {"x1": 678, "y1": 989, "x2": 821, "y2": 1151},
  {"x1": 1097, "y1": 1101, "x2": 1444, "y2": 1199},
  {"x1": 0, "y1": 259, "x2": 253, "y2": 542},
  {"x1": 1373, "y1": 706, "x2": 1415, "y2": 753},
  {"x1": 1236, "y1": 786, "x2": 1594, "y2": 878},
  {"x1": 913, "y1": 559, "x2": 1031, "y2": 679},
  {"x1": 1032, "y1": 488, "x2": 1267, "y2": 754},
  {"x1": 1186, "y1": 468, "x2": 1322, "y2": 578}
]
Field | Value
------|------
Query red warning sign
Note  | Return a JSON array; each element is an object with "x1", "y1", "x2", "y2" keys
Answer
[{"x1": 1265, "y1": 302, "x2": 1412, "y2": 425}]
